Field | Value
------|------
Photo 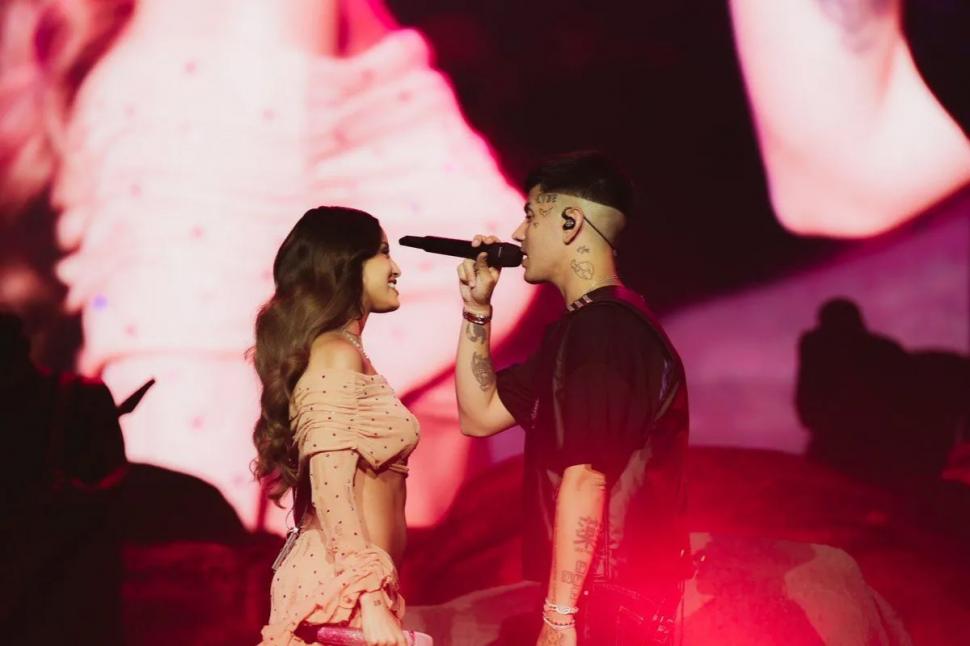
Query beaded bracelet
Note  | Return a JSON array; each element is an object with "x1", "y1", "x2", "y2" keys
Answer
[
  {"x1": 543, "y1": 599, "x2": 579, "y2": 616},
  {"x1": 542, "y1": 615, "x2": 576, "y2": 631}
]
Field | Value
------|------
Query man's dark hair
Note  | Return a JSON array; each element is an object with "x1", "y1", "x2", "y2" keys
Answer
[{"x1": 524, "y1": 150, "x2": 635, "y2": 217}]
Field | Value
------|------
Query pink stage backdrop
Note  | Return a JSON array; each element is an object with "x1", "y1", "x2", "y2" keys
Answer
[
  {"x1": 51, "y1": 6, "x2": 534, "y2": 531},
  {"x1": 3, "y1": 0, "x2": 965, "y2": 540}
]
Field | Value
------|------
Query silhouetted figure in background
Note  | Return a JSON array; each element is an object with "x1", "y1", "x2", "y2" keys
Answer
[
  {"x1": 1, "y1": 310, "x2": 253, "y2": 643},
  {"x1": 1, "y1": 310, "x2": 126, "y2": 645},
  {"x1": 796, "y1": 298, "x2": 967, "y2": 489}
]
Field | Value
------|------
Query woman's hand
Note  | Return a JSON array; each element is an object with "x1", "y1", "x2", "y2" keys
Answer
[
  {"x1": 359, "y1": 592, "x2": 408, "y2": 646},
  {"x1": 457, "y1": 234, "x2": 502, "y2": 311}
]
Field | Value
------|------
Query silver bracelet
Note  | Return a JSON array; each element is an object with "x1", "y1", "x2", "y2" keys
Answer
[
  {"x1": 542, "y1": 615, "x2": 576, "y2": 631},
  {"x1": 462, "y1": 308, "x2": 492, "y2": 325},
  {"x1": 544, "y1": 599, "x2": 579, "y2": 615}
]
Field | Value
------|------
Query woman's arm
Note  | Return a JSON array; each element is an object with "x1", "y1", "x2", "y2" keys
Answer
[
  {"x1": 729, "y1": 0, "x2": 970, "y2": 237},
  {"x1": 302, "y1": 337, "x2": 407, "y2": 645}
]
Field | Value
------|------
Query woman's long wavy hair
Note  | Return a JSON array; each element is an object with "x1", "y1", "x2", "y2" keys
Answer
[{"x1": 252, "y1": 206, "x2": 382, "y2": 504}]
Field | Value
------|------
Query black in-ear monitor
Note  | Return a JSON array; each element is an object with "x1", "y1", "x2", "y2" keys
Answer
[{"x1": 561, "y1": 209, "x2": 576, "y2": 230}]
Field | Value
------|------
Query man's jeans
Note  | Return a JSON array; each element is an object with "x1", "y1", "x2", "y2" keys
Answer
[{"x1": 579, "y1": 581, "x2": 683, "y2": 646}]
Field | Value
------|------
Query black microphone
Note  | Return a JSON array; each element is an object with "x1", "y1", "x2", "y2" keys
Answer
[{"x1": 399, "y1": 236, "x2": 523, "y2": 268}]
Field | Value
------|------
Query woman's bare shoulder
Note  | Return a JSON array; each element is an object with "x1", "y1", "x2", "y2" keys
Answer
[{"x1": 307, "y1": 332, "x2": 364, "y2": 373}]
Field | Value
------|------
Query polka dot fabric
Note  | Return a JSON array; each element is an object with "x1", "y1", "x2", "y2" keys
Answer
[
  {"x1": 292, "y1": 369, "x2": 419, "y2": 475},
  {"x1": 258, "y1": 368, "x2": 418, "y2": 644}
]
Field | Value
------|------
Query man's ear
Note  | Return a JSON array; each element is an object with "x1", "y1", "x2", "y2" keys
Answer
[{"x1": 561, "y1": 207, "x2": 584, "y2": 244}]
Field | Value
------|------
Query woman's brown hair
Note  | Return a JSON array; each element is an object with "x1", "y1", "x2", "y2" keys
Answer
[{"x1": 251, "y1": 206, "x2": 382, "y2": 504}]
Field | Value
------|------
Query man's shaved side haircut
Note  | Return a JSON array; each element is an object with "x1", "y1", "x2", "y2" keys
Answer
[{"x1": 524, "y1": 150, "x2": 635, "y2": 218}]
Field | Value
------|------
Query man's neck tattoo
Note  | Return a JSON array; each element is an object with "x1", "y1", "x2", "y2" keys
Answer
[{"x1": 570, "y1": 259, "x2": 594, "y2": 280}]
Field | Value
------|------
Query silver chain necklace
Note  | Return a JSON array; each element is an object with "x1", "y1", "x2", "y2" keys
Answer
[{"x1": 340, "y1": 329, "x2": 371, "y2": 365}]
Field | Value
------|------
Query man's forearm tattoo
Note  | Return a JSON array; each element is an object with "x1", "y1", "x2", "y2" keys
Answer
[
  {"x1": 559, "y1": 559, "x2": 589, "y2": 603},
  {"x1": 570, "y1": 259, "x2": 594, "y2": 280},
  {"x1": 574, "y1": 515, "x2": 600, "y2": 554},
  {"x1": 471, "y1": 351, "x2": 495, "y2": 391},
  {"x1": 465, "y1": 321, "x2": 486, "y2": 344}
]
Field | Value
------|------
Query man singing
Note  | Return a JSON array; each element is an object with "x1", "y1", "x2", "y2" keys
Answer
[{"x1": 454, "y1": 151, "x2": 690, "y2": 645}]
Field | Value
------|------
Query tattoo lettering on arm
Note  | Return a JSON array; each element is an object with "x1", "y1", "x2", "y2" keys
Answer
[
  {"x1": 465, "y1": 321, "x2": 487, "y2": 344},
  {"x1": 574, "y1": 516, "x2": 600, "y2": 554},
  {"x1": 569, "y1": 260, "x2": 594, "y2": 280},
  {"x1": 559, "y1": 559, "x2": 589, "y2": 603},
  {"x1": 471, "y1": 352, "x2": 495, "y2": 392}
]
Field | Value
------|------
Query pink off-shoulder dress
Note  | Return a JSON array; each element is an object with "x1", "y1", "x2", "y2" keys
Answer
[{"x1": 259, "y1": 368, "x2": 420, "y2": 645}]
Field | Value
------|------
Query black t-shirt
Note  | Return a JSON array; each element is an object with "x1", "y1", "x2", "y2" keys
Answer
[
  {"x1": 496, "y1": 287, "x2": 690, "y2": 591},
  {"x1": 498, "y1": 299, "x2": 671, "y2": 479}
]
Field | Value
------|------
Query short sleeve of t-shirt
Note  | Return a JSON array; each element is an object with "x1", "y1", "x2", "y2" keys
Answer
[
  {"x1": 555, "y1": 304, "x2": 674, "y2": 479},
  {"x1": 496, "y1": 353, "x2": 539, "y2": 431}
]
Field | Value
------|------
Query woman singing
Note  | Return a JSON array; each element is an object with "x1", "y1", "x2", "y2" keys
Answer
[{"x1": 253, "y1": 207, "x2": 417, "y2": 646}]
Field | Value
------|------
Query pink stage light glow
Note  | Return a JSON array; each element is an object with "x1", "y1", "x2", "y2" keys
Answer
[{"x1": 50, "y1": 3, "x2": 534, "y2": 532}]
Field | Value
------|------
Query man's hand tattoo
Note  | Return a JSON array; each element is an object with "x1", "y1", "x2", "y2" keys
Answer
[
  {"x1": 465, "y1": 321, "x2": 486, "y2": 344},
  {"x1": 471, "y1": 352, "x2": 495, "y2": 391},
  {"x1": 539, "y1": 628, "x2": 565, "y2": 646},
  {"x1": 570, "y1": 260, "x2": 594, "y2": 280}
]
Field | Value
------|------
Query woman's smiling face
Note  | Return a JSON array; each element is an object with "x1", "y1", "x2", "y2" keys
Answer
[{"x1": 361, "y1": 230, "x2": 402, "y2": 314}]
